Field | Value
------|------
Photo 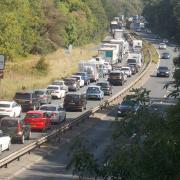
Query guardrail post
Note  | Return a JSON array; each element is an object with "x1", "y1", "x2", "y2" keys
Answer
[{"x1": 4, "y1": 164, "x2": 7, "y2": 168}]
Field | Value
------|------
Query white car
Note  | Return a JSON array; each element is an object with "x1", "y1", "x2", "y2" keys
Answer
[
  {"x1": 71, "y1": 75, "x2": 84, "y2": 87},
  {"x1": 47, "y1": 85, "x2": 66, "y2": 99},
  {"x1": 0, "y1": 130, "x2": 11, "y2": 154},
  {"x1": 121, "y1": 67, "x2": 132, "y2": 77},
  {"x1": 159, "y1": 43, "x2": 166, "y2": 49},
  {"x1": 0, "y1": 101, "x2": 22, "y2": 118},
  {"x1": 52, "y1": 80, "x2": 68, "y2": 93}
]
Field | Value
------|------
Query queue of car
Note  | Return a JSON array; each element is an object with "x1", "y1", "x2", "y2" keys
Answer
[{"x1": 0, "y1": 28, "x2": 144, "y2": 155}]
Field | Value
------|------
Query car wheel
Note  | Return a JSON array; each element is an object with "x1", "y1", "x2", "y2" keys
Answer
[
  {"x1": 64, "y1": 114, "x2": 66, "y2": 122},
  {"x1": 27, "y1": 131, "x2": 31, "y2": 140},
  {"x1": 7, "y1": 142, "x2": 11, "y2": 151},
  {"x1": 20, "y1": 135, "x2": 25, "y2": 144},
  {"x1": 84, "y1": 105, "x2": 86, "y2": 110},
  {"x1": 0, "y1": 145, "x2": 2, "y2": 155}
]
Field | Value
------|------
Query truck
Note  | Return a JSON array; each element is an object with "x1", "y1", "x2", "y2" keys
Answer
[
  {"x1": 132, "y1": 40, "x2": 142, "y2": 52},
  {"x1": 110, "y1": 21, "x2": 118, "y2": 34},
  {"x1": 98, "y1": 47, "x2": 119, "y2": 65},
  {"x1": 78, "y1": 61, "x2": 99, "y2": 82},
  {"x1": 114, "y1": 29, "x2": 124, "y2": 39},
  {"x1": 127, "y1": 52, "x2": 142, "y2": 68}
]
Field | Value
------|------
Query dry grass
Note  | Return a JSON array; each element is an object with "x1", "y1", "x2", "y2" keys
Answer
[{"x1": 0, "y1": 44, "x2": 97, "y2": 99}]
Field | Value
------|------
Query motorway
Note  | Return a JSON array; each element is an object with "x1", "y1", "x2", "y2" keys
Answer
[
  {"x1": 0, "y1": 32, "x2": 177, "y2": 179},
  {"x1": 0, "y1": 42, "x2": 146, "y2": 160}
]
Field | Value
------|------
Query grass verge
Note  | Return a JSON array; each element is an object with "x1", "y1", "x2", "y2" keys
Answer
[{"x1": 0, "y1": 44, "x2": 98, "y2": 99}]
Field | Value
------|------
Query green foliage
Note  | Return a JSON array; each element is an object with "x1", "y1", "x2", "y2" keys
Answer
[{"x1": 34, "y1": 56, "x2": 49, "y2": 74}]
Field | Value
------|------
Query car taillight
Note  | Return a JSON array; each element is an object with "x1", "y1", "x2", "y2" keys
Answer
[
  {"x1": 16, "y1": 122, "x2": 23, "y2": 135},
  {"x1": 29, "y1": 100, "x2": 32, "y2": 104},
  {"x1": 51, "y1": 112, "x2": 57, "y2": 117}
]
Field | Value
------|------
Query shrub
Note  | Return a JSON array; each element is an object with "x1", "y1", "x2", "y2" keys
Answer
[{"x1": 34, "y1": 56, "x2": 49, "y2": 74}]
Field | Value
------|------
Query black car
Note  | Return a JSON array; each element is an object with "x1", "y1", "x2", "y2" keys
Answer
[
  {"x1": 161, "y1": 52, "x2": 170, "y2": 59},
  {"x1": 14, "y1": 91, "x2": 40, "y2": 111},
  {"x1": 117, "y1": 100, "x2": 141, "y2": 117},
  {"x1": 128, "y1": 65, "x2": 137, "y2": 75},
  {"x1": 157, "y1": 66, "x2": 170, "y2": 77},
  {"x1": 96, "y1": 81, "x2": 112, "y2": 96},
  {"x1": 64, "y1": 93, "x2": 87, "y2": 111},
  {"x1": 0, "y1": 117, "x2": 31, "y2": 144},
  {"x1": 108, "y1": 70, "x2": 125, "y2": 86}
]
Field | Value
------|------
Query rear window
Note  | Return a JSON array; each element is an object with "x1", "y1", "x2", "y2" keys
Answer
[
  {"x1": 65, "y1": 94, "x2": 80, "y2": 100},
  {"x1": 0, "y1": 104, "x2": 11, "y2": 108},
  {"x1": 15, "y1": 93, "x2": 31, "y2": 99},
  {"x1": 25, "y1": 113, "x2": 42, "y2": 118},
  {"x1": 97, "y1": 83, "x2": 108, "y2": 88},
  {"x1": 159, "y1": 67, "x2": 168, "y2": 70},
  {"x1": 127, "y1": 59, "x2": 136, "y2": 64},
  {"x1": 40, "y1": 106, "x2": 56, "y2": 111},
  {"x1": 1, "y1": 120, "x2": 17, "y2": 127},
  {"x1": 34, "y1": 91, "x2": 44, "y2": 95},
  {"x1": 110, "y1": 72, "x2": 121, "y2": 76},
  {"x1": 87, "y1": 87, "x2": 100, "y2": 93},
  {"x1": 47, "y1": 86, "x2": 58, "y2": 90}
]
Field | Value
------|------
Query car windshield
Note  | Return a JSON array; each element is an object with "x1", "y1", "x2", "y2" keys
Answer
[
  {"x1": 64, "y1": 79, "x2": 75, "y2": 85},
  {"x1": 87, "y1": 87, "x2": 100, "y2": 93},
  {"x1": 127, "y1": 59, "x2": 136, "y2": 64},
  {"x1": 121, "y1": 100, "x2": 136, "y2": 107},
  {"x1": 76, "y1": 73, "x2": 85, "y2": 76},
  {"x1": 25, "y1": 113, "x2": 42, "y2": 118},
  {"x1": 1, "y1": 120, "x2": 17, "y2": 127},
  {"x1": 34, "y1": 91, "x2": 44, "y2": 95},
  {"x1": 160, "y1": 43, "x2": 165, "y2": 45},
  {"x1": 110, "y1": 72, "x2": 121, "y2": 76},
  {"x1": 163, "y1": 53, "x2": 169, "y2": 56},
  {"x1": 47, "y1": 86, "x2": 58, "y2": 90},
  {"x1": 97, "y1": 83, "x2": 108, "y2": 88},
  {"x1": 0, "y1": 104, "x2": 10, "y2": 108},
  {"x1": 159, "y1": 67, "x2": 168, "y2": 70},
  {"x1": 121, "y1": 68, "x2": 129, "y2": 71},
  {"x1": 40, "y1": 106, "x2": 57, "y2": 111},
  {"x1": 15, "y1": 93, "x2": 31, "y2": 99}
]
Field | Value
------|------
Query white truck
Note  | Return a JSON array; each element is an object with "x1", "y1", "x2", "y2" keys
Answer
[
  {"x1": 132, "y1": 40, "x2": 143, "y2": 52},
  {"x1": 114, "y1": 29, "x2": 124, "y2": 39},
  {"x1": 78, "y1": 61, "x2": 99, "y2": 82},
  {"x1": 127, "y1": 52, "x2": 142, "y2": 68},
  {"x1": 98, "y1": 47, "x2": 119, "y2": 65}
]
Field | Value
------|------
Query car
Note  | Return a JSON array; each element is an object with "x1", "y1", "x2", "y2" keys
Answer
[
  {"x1": 86, "y1": 85, "x2": 104, "y2": 100},
  {"x1": 146, "y1": 29, "x2": 152, "y2": 34},
  {"x1": 96, "y1": 81, "x2": 112, "y2": 96},
  {"x1": 47, "y1": 85, "x2": 66, "y2": 99},
  {"x1": 0, "y1": 117, "x2": 31, "y2": 144},
  {"x1": 64, "y1": 93, "x2": 87, "y2": 112},
  {"x1": 39, "y1": 104, "x2": 66, "y2": 124},
  {"x1": 52, "y1": 80, "x2": 68, "y2": 93},
  {"x1": 128, "y1": 65, "x2": 137, "y2": 75},
  {"x1": 161, "y1": 52, "x2": 170, "y2": 59},
  {"x1": 0, "y1": 101, "x2": 22, "y2": 118},
  {"x1": 157, "y1": 66, "x2": 170, "y2": 77},
  {"x1": 159, "y1": 43, "x2": 166, "y2": 49},
  {"x1": 108, "y1": 70, "x2": 125, "y2": 86},
  {"x1": 75, "y1": 72, "x2": 90, "y2": 85},
  {"x1": 162, "y1": 39, "x2": 168, "y2": 44},
  {"x1": 117, "y1": 100, "x2": 141, "y2": 117},
  {"x1": 71, "y1": 75, "x2": 85, "y2": 87},
  {"x1": 24, "y1": 111, "x2": 51, "y2": 131},
  {"x1": 34, "y1": 89, "x2": 52, "y2": 105},
  {"x1": 14, "y1": 91, "x2": 40, "y2": 112},
  {"x1": 64, "y1": 77, "x2": 80, "y2": 91},
  {"x1": 0, "y1": 130, "x2": 11, "y2": 154},
  {"x1": 121, "y1": 67, "x2": 132, "y2": 77}
]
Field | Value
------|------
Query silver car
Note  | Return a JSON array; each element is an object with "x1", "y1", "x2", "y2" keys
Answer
[
  {"x1": 34, "y1": 89, "x2": 52, "y2": 105},
  {"x1": 39, "y1": 104, "x2": 66, "y2": 124}
]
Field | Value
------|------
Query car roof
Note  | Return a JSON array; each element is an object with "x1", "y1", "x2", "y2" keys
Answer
[
  {"x1": 47, "y1": 85, "x2": 59, "y2": 87},
  {"x1": 88, "y1": 85, "x2": 101, "y2": 88},
  {"x1": 27, "y1": 110, "x2": 44, "y2": 114},
  {"x1": 0, "y1": 117, "x2": 21, "y2": 121},
  {"x1": 64, "y1": 77, "x2": 76, "y2": 80},
  {"x1": 40, "y1": 104, "x2": 59, "y2": 108},
  {"x1": 97, "y1": 81, "x2": 109, "y2": 84},
  {"x1": 0, "y1": 101, "x2": 15, "y2": 104},
  {"x1": 66, "y1": 92, "x2": 83, "y2": 95}
]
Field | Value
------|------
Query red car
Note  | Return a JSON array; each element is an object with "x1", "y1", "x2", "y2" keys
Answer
[{"x1": 24, "y1": 111, "x2": 51, "y2": 131}]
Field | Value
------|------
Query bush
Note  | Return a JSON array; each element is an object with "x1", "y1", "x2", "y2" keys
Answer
[{"x1": 34, "y1": 56, "x2": 49, "y2": 74}]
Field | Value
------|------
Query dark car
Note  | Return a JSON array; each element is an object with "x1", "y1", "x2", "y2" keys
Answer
[
  {"x1": 0, "y1": 117, "x2": 31, "y2": 144},
  {"x1": 64, "y1": 93, "x2": 87, "y2": 112},
  {"x1": 157, "y1": 66, "x2": 170, "y2": 77},
  {"x1": 128, "y1": 64, "x2": 137, "y2": 75},
  {"x1": 75, "y1": 72, "x2": 90, "y2": 85},
  {"x1": 108, "y1": 70, "x2": 125, "y2": 86},
  {"x1": 96, "y1": 81, "x2": 112, "y2": 96},
  {"x1": 161, "y1": 52, "x2": 170, "y2": 59},
  {"x1": 14, "y1": 91, "x2": 40, "y2": 111},
  {"x1": 34, "y1": 89, "x2": 52, "y2": 105},
  {"x1": 117, "y1": 100, "x2": 141, "y2": 117},
  {"x1": 64, "y1": 78, "x2": 80, "y2": 91}
]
